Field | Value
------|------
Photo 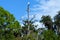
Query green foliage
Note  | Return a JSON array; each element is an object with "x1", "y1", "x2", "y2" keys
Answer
[
  {"x1": 43, "y1": 30, "x2": 57, "y2": 40},
  {"x1": 54, "y1": 11, "x2": 60, "y2": 35},
  {"x1": 23, "y1": 19, "x2": 37, "y2": 30},
  {"x1": 58, "y1": 35, "x2": 60, "y2": 40},
  {"x1": 0, "y1": 7, "x2": 21, "y2": 40},
  {"x1": 40, "y1": 15, "x2": 53, "y2": 30},
  {"x1": 22, "y1": 32, "x2": 37, "y2": 40},
  {"x1": 0, "y1": 6, "x2": 60, "y2": 40},
  {"x1": 22, "y1": 18, "x2": 38, "y2": 35}
]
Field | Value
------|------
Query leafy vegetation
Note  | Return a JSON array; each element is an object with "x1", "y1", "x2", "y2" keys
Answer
[{"x1": 0, "y1": 7, "x2": 60, "y2": 40}]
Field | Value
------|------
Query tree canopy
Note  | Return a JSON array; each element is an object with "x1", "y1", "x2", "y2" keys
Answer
[
  {"x1": 0, "y1": 7, "x2": 21, "y2": 40},
  {"x1": 0, "y1": 7, "x2": 60, "y2": 40}
]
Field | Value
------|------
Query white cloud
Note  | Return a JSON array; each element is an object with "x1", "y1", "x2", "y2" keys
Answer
[
  {"x1": 32, "y1": 0, "x2": 60, "y2": 17},
  {"x1": 21, "y1": 14, "x2": 34, "y2": 20},
  {"x1": 31, "y1": 0, "x2": 60, "y2": 28},
  {"x1": 21, "y1": 0, "x2": 60, "y2": 28},
  {"x1": 34, "y1": 22, "x2": 45, "y2": 29}
]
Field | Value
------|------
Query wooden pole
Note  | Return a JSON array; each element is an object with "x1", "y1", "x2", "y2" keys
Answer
[{"x1": 27, "y1": 2, "x2": 30, "y2": 35}]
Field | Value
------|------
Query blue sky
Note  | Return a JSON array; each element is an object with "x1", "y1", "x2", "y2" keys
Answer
[
  {"x1": 0, "y1": 0, "x2": 60, "y2": 28},
  {"x1": 0, "y1": 0, "x2": 37, "y2": 21}
]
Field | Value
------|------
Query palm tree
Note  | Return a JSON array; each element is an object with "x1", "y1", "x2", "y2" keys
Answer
[
  {"x1": 40, "y1": 15, "x2": 53, "y2": 30},
  {"x1": 54, "y1": 11, "x2": 60, "y2": 35}
]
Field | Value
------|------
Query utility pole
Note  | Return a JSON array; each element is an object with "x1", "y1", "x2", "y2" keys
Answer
[{"x1": 27, "y1": 2, "x2": 30, "y2": 35}]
